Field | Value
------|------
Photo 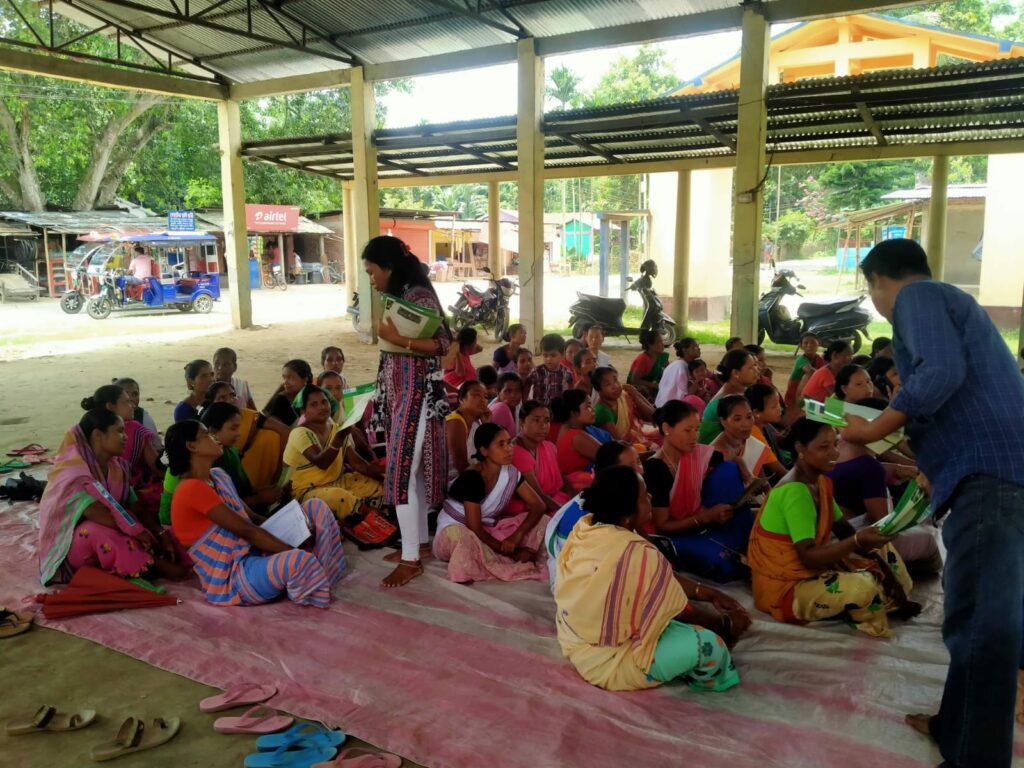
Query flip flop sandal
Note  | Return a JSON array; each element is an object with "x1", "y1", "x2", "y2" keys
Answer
[
  {"x1": 90, "y1": 716, "x2": 180, "y2": 762},
  {"x1": 6, "y1": 444, "x2": 47, "y2": 456},
  {"x1": 0, "y1": 608, "x2": 33, "y2": 639},
  {"x1": 214, "y1": 705, "x2": 293, "y2": 735},
  {"x1": 17, "y1": 453, "x2": 52, "y2": 465},
  {"x1": 313, "y1": 748, "x2": 403, "y2": 767},
  {"x1": 7, "y1": 705, "x2": 97, "y2": 735},
  {"x1": 0, "y1": 459, "x2": 31, "y2": 474},
  {"x1": 199, "y1": 682, "x2": 277, "y2": 713},
  {"x1": 244, "y1": 746, "x2": 337, "y2": 768},
  {"x1": 256, "y1": 723, "x2": 346, "y2": 752}
]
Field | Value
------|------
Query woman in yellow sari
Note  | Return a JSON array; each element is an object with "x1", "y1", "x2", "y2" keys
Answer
[
  {"x1": 207, "y1": 381, "x2": 289, "y2": 488},
  {"x1": 283, "y1": 386, "x2": 383, "y2": 521},
  {"x1": 592, "y1": 367, "x2": 657, "y2": 448},
  {"x1": 555, "y1": 464, "x2": 749, "y2": 692},
  {"x1": 747, "y1": 418, "x2": 919, "y2": 638}
]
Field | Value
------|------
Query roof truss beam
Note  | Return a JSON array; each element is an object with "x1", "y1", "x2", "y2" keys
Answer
[{"x1": 417, "y1": 0, "x2": 524, "y2": 39}]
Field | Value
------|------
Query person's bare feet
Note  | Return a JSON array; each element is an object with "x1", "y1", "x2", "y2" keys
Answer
[
  {"x1": 905, "y1": 713, "x2": 933, "y2": 737},
  {"x1": 381, "y1": 560, "x2": 424, "y2": 588},
  {"x1": 383, "y1": 544, "x2": 432, "y2": 563}
]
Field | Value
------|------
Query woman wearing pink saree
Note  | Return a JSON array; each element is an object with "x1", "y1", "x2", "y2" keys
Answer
[
  {"x1": 38, "y1": 409, "x2": 186, "y2": 586},
  {"x1": 509, "y1": 401, "x2": 573, "y2": 515},
  {"x1": 433, "y1": 423, "x2": 549, "y2": 583}
]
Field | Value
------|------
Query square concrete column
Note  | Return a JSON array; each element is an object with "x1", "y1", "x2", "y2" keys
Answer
[
  {"x1": 516, "y1": 38, "x2": 545, "y2": 340},
  {"x1": 673, "y1": 170, "x2": 692, "y2": 330},
  {"x1": 488, "y1": 180, "x2": 502, "y2": 276},
  {"x1": 729, "y1": 6, "x2": 769, "y2": 342},
  {"x1": 350, "y1": 66, "x2": 380, "y2": 342},
  {"x1": 926, "y1": 155, "x2": 948, "y2": 281},
  {"x1": 216, "y1": 99, "x2": 251, "y2": 329}
]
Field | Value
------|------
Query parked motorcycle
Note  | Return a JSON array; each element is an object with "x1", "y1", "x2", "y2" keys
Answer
[
  {"x1": 568, "y1": 259, "x2": 676, "y2": 345},
  {"x1": 60, "y1": 245, "x2": 101, "y2": 314},
  {"x1": 448, "y1": 267, "x2": 517, "y2": 341},
  {"x1": 757, "y1": 269, "x2": 871, "y2": 351}
]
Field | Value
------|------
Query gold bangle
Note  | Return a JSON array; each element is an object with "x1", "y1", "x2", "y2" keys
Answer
[{"x1": 853, "y1": 530, "x2": 862, "y2": 548}]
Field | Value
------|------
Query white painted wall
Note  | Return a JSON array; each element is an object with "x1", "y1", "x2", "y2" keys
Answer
[{"x1": 980, "y1": 154, "x2": 1024, "y2": 308}]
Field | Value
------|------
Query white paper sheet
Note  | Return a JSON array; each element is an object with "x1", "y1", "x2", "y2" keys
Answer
[{"x1": 260, "y1": 499, "x2": 311, "y2": 547}]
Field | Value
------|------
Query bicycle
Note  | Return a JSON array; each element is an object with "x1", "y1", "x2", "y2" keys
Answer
[
  {"x1": 262, "y1": 263, "x2": 287, "y2": 291},
  {"x1": 321, "y1": 261, "x2": 344, "y2": 285}
]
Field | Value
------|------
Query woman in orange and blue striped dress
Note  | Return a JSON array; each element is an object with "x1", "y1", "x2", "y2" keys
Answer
[{"x1": 166, "y1": 420, "x2": 345, "y2": 608}]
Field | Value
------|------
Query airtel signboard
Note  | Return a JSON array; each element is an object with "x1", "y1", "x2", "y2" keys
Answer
[{"x1": 245, "y1": 204, "x2": 300, "y2": 232}]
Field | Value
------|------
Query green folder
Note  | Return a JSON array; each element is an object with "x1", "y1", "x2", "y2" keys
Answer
[
  {"x1": 875, "y1": 479, "x2": 932, "y2": 536},
  {"x1": 379, "y1": 293, "x2": 442, "y2": 357}
]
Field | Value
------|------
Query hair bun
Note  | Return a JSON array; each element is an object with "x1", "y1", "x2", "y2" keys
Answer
[{"x1": 80, "y1": 396, "x2": 95, "y2": 410}]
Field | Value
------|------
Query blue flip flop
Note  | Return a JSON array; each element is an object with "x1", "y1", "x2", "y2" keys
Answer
[
  {"x1": 255, "y1": 723, "x2": 347, "y2": 752},
  {"x1": 243, "y1": 746, "x2": 336, "y2": 768}
]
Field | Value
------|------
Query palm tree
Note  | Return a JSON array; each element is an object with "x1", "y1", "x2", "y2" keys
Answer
[{"x1": 546, "y1": 65, "x2": 582, "y2": 111}]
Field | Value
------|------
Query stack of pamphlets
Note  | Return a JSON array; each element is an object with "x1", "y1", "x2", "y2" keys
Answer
[
  {"x1": 378, "y1": 293, "x2": 442, "y2": 357},
  {"x1": 804, "y1": 396, "x2": 905, "y2": 455},
  {"x1": 875, "y1": 480, "x2": 932, "y2": 536}
]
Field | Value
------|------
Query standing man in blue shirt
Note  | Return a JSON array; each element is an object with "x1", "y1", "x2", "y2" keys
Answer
[{"x1": 843, "y1": 239, "x2": 1024, "y2": 768}]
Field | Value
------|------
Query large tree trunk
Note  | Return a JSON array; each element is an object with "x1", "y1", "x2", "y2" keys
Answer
[
  {"x1": 94, "y1": 110, "x2": 165, "y2": 208},
  {"x1": 72, "y1": 93, "x2": 162, "y2": 210},
  {"x1": 0, "y1": 100, "x2": 44, "y2": 211}
]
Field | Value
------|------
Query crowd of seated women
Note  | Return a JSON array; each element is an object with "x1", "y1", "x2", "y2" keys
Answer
[{"x1": 34, "y1": 328, "x2": 940, "y2": 697}]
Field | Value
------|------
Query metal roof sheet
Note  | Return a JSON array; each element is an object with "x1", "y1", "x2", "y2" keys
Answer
[{"x1": 241, "y1": 57, "x2": 1024, "y2": 181}]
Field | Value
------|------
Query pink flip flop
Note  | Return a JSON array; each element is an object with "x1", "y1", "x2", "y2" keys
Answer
[
  {"x1": 313, "y1": 748, "x2": 402, "y2": 767},
  {"x1": 199, "y1": 683, "x2": 277, "y2": 713},
  {"x1": 7, "y1": 444, "x2": 47, "y2": 457},
  {"x1": 213, "y1": 705, "x2": 293, "y2": 735}
]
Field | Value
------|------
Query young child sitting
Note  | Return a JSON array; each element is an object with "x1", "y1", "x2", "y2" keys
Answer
[
  {"x1": 477, "y1": 365, "x2": 499, "y2": 400},
  {"x1": 489, "y1": 372, "x2": 523, "y2": 437},
  {"x1": 526, "y1": 334, "x2": 575, "y2": 405},
  {"x1": 516, "y1": 347, "x2": 535, "y2": 381},
  {"x1": 573, "y1": 348, "x2": 597, "y2": 398},
  {"x1": 443, "y1": 327, "x2": 483, "y2": 392},
  {"x1": 321, "y1": 346, "x2": 348, "y2": 390},
  {"x1": 213, "y1": 348, "x2": 256, "y2": 412},
  {"x1": 564, "y1": 339, "x2": 583, "y2": 372},
  {"x1": 113, "y1": 377, "x2": 161, "y2": 448}
]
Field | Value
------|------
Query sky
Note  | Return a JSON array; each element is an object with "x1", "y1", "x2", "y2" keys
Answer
[{"x1": 378, "y1": 29, "x2": 751, "y2": 128}]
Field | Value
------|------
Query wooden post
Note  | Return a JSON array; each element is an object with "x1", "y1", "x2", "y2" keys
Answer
[
  {"x1": 216, "y1": 99, "x2": 251, "y2": 329},
  {"x1": 350, "y1": 66, "x2": 381, "y2": 341},
  {"x1": 927, "y1": 155, "x2": 949, "y2": 280},
  {"x1": 42, "y1": 227, "x2": 54, "y2": 297},
  {"x1": 488, "y1": 180, "x2": 501, "y2": 276},
  {"x1": 516, "y1": 38, "x2": 545, "y2": 338},
  {"x1": 729, "y1": 6, "x2": 769, "y2": 341},
  {"x1": 672, "y1": 170, "x2": 691, "y2": 331}
]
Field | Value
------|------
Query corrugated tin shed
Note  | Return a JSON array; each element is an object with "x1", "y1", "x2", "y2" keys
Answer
[
  {"x1": 240, "y1": 57, "x2": 1024, "y2": 182},
  {"x1": 0, "y1": 211, "x2": 170, "y2": 235},
  {"x1": 195, "y1": 211, "x2": 332, "y2": 235}
]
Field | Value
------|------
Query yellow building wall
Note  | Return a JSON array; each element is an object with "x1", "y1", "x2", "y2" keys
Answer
[
  {"x1": 980, "y1": 154, "x2": 1024, "y2": 311},
  {"x1": 649, "y1": 168, "x2": 734, "y2": 322}
]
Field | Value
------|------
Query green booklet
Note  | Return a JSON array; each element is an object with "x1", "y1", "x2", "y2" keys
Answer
[
  {"x1": 378, "y1": 293, "x2": 442, "y2": 357},
  {"x1": 875, "y1": 479, "x2": 932, "y2": 536},
  {"x1": 804, "y1": 396, "x2": 905, "y2": 454}
]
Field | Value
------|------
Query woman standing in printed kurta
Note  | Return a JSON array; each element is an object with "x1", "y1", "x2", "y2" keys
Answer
[{"x1": 363, "y1": 236, "x2": 452, "y2": 588}]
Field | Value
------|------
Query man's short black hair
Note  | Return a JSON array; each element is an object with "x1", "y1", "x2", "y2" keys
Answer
[{"x1": 860, "y1": 239, "x2": 931, "y2": 281}]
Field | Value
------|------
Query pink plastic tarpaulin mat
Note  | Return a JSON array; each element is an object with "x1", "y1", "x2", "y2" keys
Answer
[{"x1": 0, "y1": 500, "x2": 1013, "y2": 768}]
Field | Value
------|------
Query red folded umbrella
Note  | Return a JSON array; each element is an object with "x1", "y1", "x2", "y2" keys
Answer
[{"x1": 37, "y1": 567, "x2": 178, "y2": 619}]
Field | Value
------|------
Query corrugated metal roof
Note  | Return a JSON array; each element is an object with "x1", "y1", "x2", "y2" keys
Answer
[
  {"x1": 196, "y1": 211, "x2": 332, "y2": 234},
  {"x1": 45, "y1": 0, "x2": 758, "y2": 83},
  {"x1": 242, "y1": 57, "x2": 1024, "y2": 181},
  {"x1": 0, "y1": 211, "x2": 171, "y2": 235},
  {"x1": 882, "y1": 184, "x2": 987, "y2": 201}
]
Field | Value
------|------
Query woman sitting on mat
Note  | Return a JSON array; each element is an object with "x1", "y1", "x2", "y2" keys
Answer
[
  {"x1": 747, "y1": 417, "x2": 919, "y2": 637},
  {"x1": 699, "y1": 350, "x2": 760, "y2": 444},
  {"x1": 510, "y1": 400, "x2": 574, "y2": 515},
  {"x1": 555, "y1": 464, "x2": 749, "y2": 692},
  {"x1": 113, "y1": 377, "x2": 161, "y2": 450},
  {"x1": 433, "y1": 423, "x2": 549, "y2": 583},
  {"x1": 493, "y1": 323, "x2": 527, "y2": 375},
  {"x1": 644, "y1": 400, "x2": 756, "y2": 583},
  {"x1": 785, "y1": 333, "x2": 824, "y2": 409},
  {"x1": 832, "y1": 364, "x2": 874, "y2": 403},
  {"x1": 627, "y1": 329, "x2": 668, "y2": 400},
  {"x1": 264, "y1": 359, "x2": 336, "y2": 427},
  {"x1": 167, "y1": 420, "x2": 346, "y2": 608},
  {"x1": 709, "y1": 395, "x2": 786, "y2": 484},
  {"x1": 205, "y1": 381, "x2": 289, "y2": 489},
  {"x1": 488, "y1": 372, "x2": 523, "y2": 438},
  {"x1": 593, "y1": 367, "x2": 656, "y2": 447},
  {"x1": 446, "y1": 380, "x2": 492, "y2": 481},
  {"x1": 544, "y1": 440, "x2": 643, "y2": 592},
  {"x1": 201, "y1": 402, "x2": 286, "y2": 514},
  {"x1": 552, "y1": 389, "x2": 610, "y2": 491},
  {"x1": 38, "y1": 409, "x2": 188, "y2": 586},
  {"x1": 283, "y1": 386, "x2": 383, "y2": 522},
  {"x1": 75, "y1": 384, "x2": 164, "y2": 514},
  {"x1": 571, "y1": 348, "x2": 598, "y2": 398},
  {"x1": 174, "y1": 359, "x2": 215, "y2": 423},
  {"x1": 799, "y1": 341, "x2": 854, "y2": 405}
]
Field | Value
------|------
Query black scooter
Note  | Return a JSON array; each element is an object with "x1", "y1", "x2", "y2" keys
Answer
[
  {"x1": 757, "y1": 269, "x2": 871, "y2": 351},
  {"x1": 568, "y1": 259, "x2": 676, "y2": 345}
]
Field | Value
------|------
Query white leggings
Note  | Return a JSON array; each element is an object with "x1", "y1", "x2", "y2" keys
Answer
[{"x1": 396, "y1": 398, "x2": 431, "y2": 561}]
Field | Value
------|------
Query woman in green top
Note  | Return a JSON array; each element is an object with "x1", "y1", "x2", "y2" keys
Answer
[
  {"x1": 592, "y1": 367, "x2": 655, "y2": 447},
  {"x1": 746, "y1": 418, "x2": 918, "y2": 637},
  {"x1": 785, "y1": 332, "x2": 824, "y2": 409},
  {"x1": 698, "y1": 349, "x2": 759, "y2": 444},
  {"x1": 627, "y1": 329, "x2": 669, "y2": 399}
]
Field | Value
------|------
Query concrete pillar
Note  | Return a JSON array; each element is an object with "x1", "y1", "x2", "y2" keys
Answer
[
  {"x1": 342, "y1": 183, "x2": 356, "y2": 292},
  {"x1": 672, "y1": 170, "x2": 691, "y2": 330},
  {"x1": 350, "y1": 67, "x2": 380, "y2": 341},
  {"x1": 618, "y1": 221, "x2": 630, "y2": 298},
  {"x1": 488, "y1": 180, "x2": 502, "y2": 276},
  {"x1": 729, "y1": 6, "x2": 769, "y2": 342},
  {"x1": 599, "y1": 216, "x2": 610, "y2": 297},
  {"x1": 516, "y1": 38, "x2": 545, "y2": 339},
  {"x1": 927, "y1": 155, "x2": 948, "y2": 281},
  {"x1": 216, "y1": 99, "x2": 251, "y2": 329}
]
